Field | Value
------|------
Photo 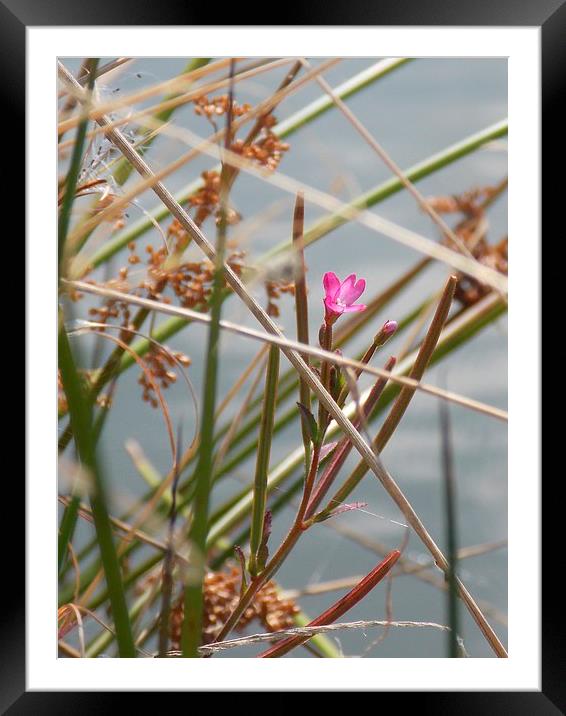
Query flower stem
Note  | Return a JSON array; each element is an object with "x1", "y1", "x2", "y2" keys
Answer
[
  {"x1": 320, "y1": 276, "x2": 457, "y2": 518},
  {"x1": 58, "y1": 319, "x2": 136, "y2": 657},
  {"x1": 306, "y1": 355, "x2": 397, "y2": 521},
  {"x1": 317, "y1": 322, "x2": 333, "y2": 436}
]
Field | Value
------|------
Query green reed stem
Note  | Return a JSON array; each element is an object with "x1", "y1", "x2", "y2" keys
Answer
[
  {"x1": 248, "y1": 346, "x2": 280, "y2": 577},
  {"x1": 292, "y1": 192, "x2": 312, "y2": 473},
  {"x1": 58, "y1": 320, "x2": 136, "y2": 657},
  {"x1": 181, "y1": 72, "x2": 235, "y2": 656},
  {"x1": 439, "y1": 391, "x2": 461, "y2": 657},
  {"x1": 292, "y1": 611, "x2": 341, "y2": 658}
]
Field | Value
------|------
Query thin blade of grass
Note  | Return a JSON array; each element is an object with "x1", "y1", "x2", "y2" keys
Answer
[
  {"x1": 212, "y1": 350, "x2": 269, "y2": 475},
  {"x1": 181, "y1": 61, "x2": 235, "y2": 657},
  {"x1": 439, "y1": 382, "x2": 461, "y2": 658},
  {"x1": 158, "y1": 425, "x2": 183, "y2": 657},
  {"x1": 248, "y1": 346, "x2": 280, "y2": 577}
]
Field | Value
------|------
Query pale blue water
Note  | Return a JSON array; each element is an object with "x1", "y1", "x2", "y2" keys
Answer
[{"x1": 61, "y1": 58, "x2": 507, "y2": 658}]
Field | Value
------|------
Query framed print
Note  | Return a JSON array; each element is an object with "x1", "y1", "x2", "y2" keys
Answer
[{"x1": 12, "y1": 0, "x2": 554, "y2": 709}]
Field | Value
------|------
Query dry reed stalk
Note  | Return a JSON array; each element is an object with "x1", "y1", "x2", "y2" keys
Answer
[{"x1": 68, "y1": 282, "x2": 508, "y2": 423}]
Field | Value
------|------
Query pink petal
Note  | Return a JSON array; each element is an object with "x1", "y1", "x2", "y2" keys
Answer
[
  {"x1": 324, "y1": 297, "x2": 345, "y2": 314},
  {"x1": 347, "y1": 278, "x2": 366, "y2": 304},
  {"x1": 336, "y1": 274, "x2": 356, "y2": 303},
  {"x1": 340, "y1": 276, "x2": 366, "y2": 306},
  {"x1": 323, "y1": 272, "x2": 340, "y2": 300},
  {"x1": 342, "y1": 303, "x2": 366, "y2": 313}
]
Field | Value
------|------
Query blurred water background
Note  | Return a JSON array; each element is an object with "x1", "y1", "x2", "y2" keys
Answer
[{"x1": 61, "y1": 57, "x2": 508, "y2": 658}]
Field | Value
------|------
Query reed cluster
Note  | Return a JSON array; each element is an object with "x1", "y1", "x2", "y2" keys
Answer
[{"x1": 57, "y1": 57, "x2": 508, "y2": 659}]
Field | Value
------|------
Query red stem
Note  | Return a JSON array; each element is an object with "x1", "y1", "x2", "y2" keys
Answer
[
  {"x1": 296, "y1": 443, "x2": 322, "y2": 526},
  {"x1": 258, "y1": 550, "x2": 401, "y2": 657},
  {"x1": 305, "y1": 355, "x2": 397, "y2": 520}
]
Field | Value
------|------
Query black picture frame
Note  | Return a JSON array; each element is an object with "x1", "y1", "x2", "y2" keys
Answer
[{"x1": 12, "y1": 0, "x2": 553, "y2": 710}]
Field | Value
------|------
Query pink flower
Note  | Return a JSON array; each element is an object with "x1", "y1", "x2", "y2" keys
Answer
[
  {"x1": 323, "y1": 272, "x2": 367, "y2": 324},
  {"x1": 373, "y1": 319, "x2": 398, "y2": 347},
  {"x1": 382, "y1": 319, "x2": 398, "y2": 336}
]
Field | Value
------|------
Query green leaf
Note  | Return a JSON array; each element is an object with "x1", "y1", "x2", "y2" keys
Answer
[{"x1": 297, "y1": 402, "x2": 319, "y2": 446}]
